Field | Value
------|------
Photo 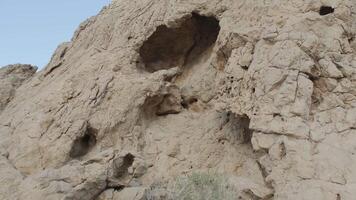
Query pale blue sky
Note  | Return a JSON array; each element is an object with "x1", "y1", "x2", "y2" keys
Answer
[{"x1": 0, "y1": 0, "x2": 111, "y2": 69}]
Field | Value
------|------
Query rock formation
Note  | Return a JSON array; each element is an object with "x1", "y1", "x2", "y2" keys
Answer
[
  {"x1": 0, "y1": 0, "x2": 356, "y2": 199},
  {"x1": 0, "y1": 64, "x2": 37, "y2": 112}
]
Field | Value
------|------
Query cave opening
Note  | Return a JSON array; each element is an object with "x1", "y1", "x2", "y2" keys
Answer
[
  {"x1": 69, "y1": 126, "x2": 97, "y2": 158},
  {"x1": 139, "y1": 13, "x2": 220, "y2": 73}
]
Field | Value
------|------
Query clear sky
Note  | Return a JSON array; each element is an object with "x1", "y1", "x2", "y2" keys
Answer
[{"x1": 0, "y1": 0, "x2": 111, "y2": 69}]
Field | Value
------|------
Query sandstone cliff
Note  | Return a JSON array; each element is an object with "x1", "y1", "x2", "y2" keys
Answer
[{"x1": 1, "y1": 0, "x2": 356, "y2": 199}]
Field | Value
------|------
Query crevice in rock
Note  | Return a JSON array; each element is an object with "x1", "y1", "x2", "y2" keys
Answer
[
  {"x1": 309, "y1": 78, "x2": 323, "y2": 114},
  {"x1": 213, "y1": 33, "x2": 247, "y2": 71},
  {"x1": 319, "y1": 6, "x2": 334, "y2": 16},
  {"x1": 111, "y1": 185, "x2": 125, "y2": 191},
  {"x1": 141, "y1": 85, "x2": 184, "y2": 118},
  {"x1": 336, "y1": 193, "x2": 341, "y2": 200},
  {"x1": 156, "y1": 93, "x2": 183, "y2": 116},
  {"x1": 256, "y1": 159, "x2": 275, "y2": 191},
  {"x1": 139, "y1": 13, "x2": 220, "y2": 73},
  {"x1": 278, "y1": 142, "x2": 287, "y2": 158},
  {"x1": 114, "y1": 153, "x2": 135, "y2": 178},
  {"x1": 69, "y1": 125, "x2": 97, "y2": 158},
  {"x1": 181, "y1": 97, "x2": 198, "y2": 109},
  {"x1": 242, "y1": 188, "x2": 274, "y2": 200},
  {"x1": 142, "y1": 90, "x2": 202, "y2": 118},
  {"x1": 237, "y1": 114, "x2": 253, "y2": 144},
  {"x1": 141, "y1": 94, "x2": 165, "y2": 118},
  {"x1": 221, "y1": 112, "x2": 253, "y2": 144},
  {"x1": 44, "y1": 62, "x2": 63, "y2": 77},
  {"x1": 257, "y1": 160, "x2": 269, "y2": 180}
]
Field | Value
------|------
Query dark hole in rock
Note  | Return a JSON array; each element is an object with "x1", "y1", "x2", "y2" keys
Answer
[
  {"x1": 238, "y1": 114, "x2": 253, "y2": 144},
  {"x1": 181, "y1": 97, "x2": 198, "y2": 109},
  {"x1": 112, "y1": 185, "x2": 125, "y2": 191},
  {"x1": 139, "y1": 13, "x2": 220, "y2": 72},
  {"x1": 114, "y1": 153, "x2": 135, "y2": 178},
  {"x1": 280, "y1": 142, "x2": 286, "y2": 157},
  {"x1": 273, "y1": 113, "x2": 281, "y2": 118},
  {"x1": 337, "y1": 194, "x2": 341, "y2": 200},
  {"x1": 319, "y1": 6, "x2": 334, "y2": 15},
  {"x1": 69, "y1": 126, "x2": 97, "y2": 158},
  {"x1": 224, "y1": 113, "x2": 253, "y2": 144},
  {"x1": 241, "y1": 65, "x2": 249, "y2": 70},
  {"x1": 104, "y1": 184, "x2": 126, "y2": 194}
]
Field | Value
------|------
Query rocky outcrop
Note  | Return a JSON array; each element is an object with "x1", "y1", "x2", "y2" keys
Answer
[
  {"x1": 0, "y1": 0, "x2": 356, "y2": 199},
  {"x1": 0, "y1": 64, "x2": 37, "y2": 112}
]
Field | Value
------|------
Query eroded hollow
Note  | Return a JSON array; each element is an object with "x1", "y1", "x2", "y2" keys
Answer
[
  {"x1": 319, "y1": 6, "x2": 334, "y2": 15},
  {"x1": 69, "y1": 126, "x2": 97, "y2": 158},
  {"x1": 114, "y1": 153, "x2": 135, "y2": 178},
  {"x1": 142, "y1": 86, "x2": 183, "y2": 117},
  {"x1": 222, "y1": 112, "x2": 253, "y2": 144},
  {"x1": 139, "y1": 13, "x2": 220, "y2": 73}
]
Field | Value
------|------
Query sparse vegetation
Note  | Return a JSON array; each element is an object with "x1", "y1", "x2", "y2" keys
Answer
[{"x1": 146, "y1": 172, "x2": 238, "y2": 200}]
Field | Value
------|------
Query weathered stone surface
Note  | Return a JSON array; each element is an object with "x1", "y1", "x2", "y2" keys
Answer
[
  {"x1": 0, "y1": 64, "x2": 37, "y2": 111},
  {"x1": 1, "y1": 0, "x2": 356, "y2": 199}
]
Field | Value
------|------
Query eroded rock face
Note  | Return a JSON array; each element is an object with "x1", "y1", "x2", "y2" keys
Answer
[
  {"x1": 0, "y1": 0, "x2": 356, "y2": 199},
  {"x1": 0, "y1": 64, "x2": 37, "y2": 112}
]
